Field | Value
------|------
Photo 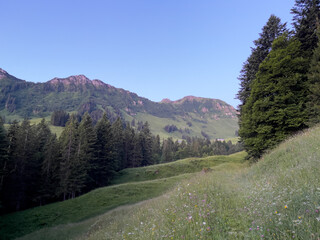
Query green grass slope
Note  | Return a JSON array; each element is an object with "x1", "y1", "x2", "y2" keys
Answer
[
  {"x1": 0, "y1": 152, "x2": 245, "y2": 240},
  {"x1": 112, "y1": 152, "x2": 245, "y2": 185},
  {"x1": 34, "y1": 125, "x2": 320, "y2": 240}
]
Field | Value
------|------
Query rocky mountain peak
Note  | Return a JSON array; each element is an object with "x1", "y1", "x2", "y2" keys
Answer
[
  {"x1": 160, "y1": 98, "x2": 172, "y2": 103},
  {"x1": 49, "y1": 74, "x2": 91, "y2": 85},
  {"x1": 0, "y1": 68, "x2": 9, "y2": 79}
]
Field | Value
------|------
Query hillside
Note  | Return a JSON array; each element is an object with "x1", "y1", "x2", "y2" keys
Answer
[
  {"x1": 0, "y1": 68, "x2": 238, "y2": 139},
  {"x1": 0, "y1": 152, "x2": 245, "y2": 240},
  {"x1": 10, "y1": 126, "x2": 320, "y2": 240}
]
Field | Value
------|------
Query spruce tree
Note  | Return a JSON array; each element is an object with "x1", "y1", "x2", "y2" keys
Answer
[
  {"x1": 59, "y1": 115, "x2": 79, "y2": 200},
  {"x1": 152, "y1": 135, "x2": 161, "y2": 164},
  {"x1": 94, "y1": 114, "x2": 114, "y2": 186},
  {"x1": 291, "y1": 0, "x2": 320, "y2": 56},
  {"x1": 111, "y1": 118, "x2": 124, "y2": 171},
  {"x1": 41, "y1": 134, "x2": 61, "y2": 203},
  {"x1": 307, "y1": 27, "x2": 320, "y2": 125},
  {"x1": 140, "y1": 122, "x2": 153, "y2": 166},
  {"x1": 237, "y1": 15, "x2": 287, "y2": 105},
  {"x1": 123, "y1": 123, "x2": 135, "y2": 168},
  {"x1": 77, "y1": 112, "x2": 96, "y2": 192},
  {"x1": 240, "y1": 34, "x2": 309, "y2": 159},
  {"x1": 132, "y1": 134, "x2": 143, "y2": 167},
  {"x1": 0, "y1": 117, "x2": 8, "y2": 211}
]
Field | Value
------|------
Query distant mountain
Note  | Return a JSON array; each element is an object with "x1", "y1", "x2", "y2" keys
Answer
[{"x1": 0, "y1": 68, "x2": 238, "y2": 139}]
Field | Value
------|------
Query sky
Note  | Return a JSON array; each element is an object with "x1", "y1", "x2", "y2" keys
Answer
[{"x1": 0, "y1": 0, "x2": 295, "y2": 108}]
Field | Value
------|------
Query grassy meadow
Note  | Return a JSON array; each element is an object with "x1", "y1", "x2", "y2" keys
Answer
[
  {"x1": 2, "y1": 126, "x2": 320, "y2": 239},
  {"x1": 0, "y1": 152, "x2": 244, "y2": 240}
]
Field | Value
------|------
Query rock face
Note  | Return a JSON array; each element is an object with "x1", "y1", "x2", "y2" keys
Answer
[
  {"x1": 0, "y1": 68, "x2": 9, "y2": 79},
  {"x1": 0, "y1": 68, "x2": 238, "y2": 138}
]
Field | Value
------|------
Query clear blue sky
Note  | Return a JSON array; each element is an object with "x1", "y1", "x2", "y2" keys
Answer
[{"x1": 0, "y1": 0, "x2": 294, "y2": 108}]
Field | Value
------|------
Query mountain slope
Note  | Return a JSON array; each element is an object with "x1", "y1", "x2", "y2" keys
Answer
[{"x1": 0, "y1": 68, "x2": 238, "y2": 139}]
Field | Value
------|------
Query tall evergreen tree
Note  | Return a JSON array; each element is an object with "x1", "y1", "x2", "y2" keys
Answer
[
  {"x1": 237, "y1": 15, "x2": 287, "y2": 105},
  {"x1": 240, "y1": 34, "x2": 309, "y2": 159},
  {"x1": 140, "y1": 122, "x2": 153, "y2": 166},
  {"x1": 94, "y1": 114, "x2": 114, "y2": 186},
  {"x1": 291, "y1": 0, "x2": 320, "y2": 56},
  {"x1": 0, "y1": 117, "x2": 8, "y2": 211},
  {"x1": 41, "y1": 134, "x2": 61, "y2": 204},
  {"x1": 58, "y1": 115, "x2": 79, "y2": 200},
  {"x1": 123, "y1": 123, "x2": 135, "y2": 168},
  {"x1": 77, "y1": 112, "x2": 96, "y2": 192},
  {"x1": 151, "y1": 135, "x2": 161, "y2": 164},
  {"x1": 132, "y1": 134, "x2": 143, "y2": 167},
  {"x1": 161, "y1": 137, "x2": 174, "y2": 163},
  {"x1": 308, "y1": 27, "x2": 320, "y2": 125},
  {"x1": 111, "y1": 118, "x2": 124, "y2": 171}
]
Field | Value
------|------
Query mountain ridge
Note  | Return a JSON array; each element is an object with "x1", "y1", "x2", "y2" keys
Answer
[{"x1": 0, "y1": 68, "x2": 238, "y2": 139}]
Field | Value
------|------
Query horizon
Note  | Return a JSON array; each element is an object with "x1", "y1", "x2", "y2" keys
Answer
[{"x1": 0, "y1": 0, "x2": 294, "y2": 108}]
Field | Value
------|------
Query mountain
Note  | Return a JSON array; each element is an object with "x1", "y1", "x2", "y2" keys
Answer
[{"x1": 0, "y1": 68, "x2": 238, "y2": 139}]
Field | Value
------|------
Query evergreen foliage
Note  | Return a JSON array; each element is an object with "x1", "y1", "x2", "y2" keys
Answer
[
  {"x1": 308, "y1": 27, "x2": 320, "y2": 125},
  {"x1": 93, "y1": 114, "x2": 114, "y2": 186},
  {"x1": 237, "y1": 15, "x2": 287, "y2": 105},
  {"x1": 50, "y1": 110, "x2": 70, "y2": 127},
  {"x1": 0, "y1": 115, "x2": 242, "y2": 215},
  {"x1": 291, "y1": 0, "x2": 320, "y2": 56},
  {"x1": 240, "y1": 34, "x2": 309, "y2": 159}
]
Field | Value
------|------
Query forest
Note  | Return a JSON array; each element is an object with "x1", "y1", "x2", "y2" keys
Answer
[
  {"x1": 0, "y1": 113, "x2": 242, "y2": 214},
  {"x1": 237, "y1": 0, "x2": 320, "y2": 160}
]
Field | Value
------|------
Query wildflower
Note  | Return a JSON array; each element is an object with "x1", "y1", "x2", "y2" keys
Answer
[
  {"x1": 203, "y1": 222, "x2": 206, "y2": 225},
  {"x1": 284, "y1": 205, "x2": 288, "y2": 209},
  {"x1": 275, "y1": 211, "x2": 278, "y2": 214},
  {"x1": 249, "y1": 228, "x2": 252, "y2": 231}
]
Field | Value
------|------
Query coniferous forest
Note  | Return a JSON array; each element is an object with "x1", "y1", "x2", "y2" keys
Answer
[
  {"x1": 0, "y1": 113, "x2": 241, "y2": 214},
  {"x1": 237, "y1": 0, "x2": 320, "y2": 160}
]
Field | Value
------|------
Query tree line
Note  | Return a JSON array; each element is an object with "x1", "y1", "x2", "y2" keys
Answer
[
  {"x1": 237, "y1": 0, "x2": 320, "y2": 160},
  {"x1": 0, "y1": 113, "x2": 242, "y2": 214}
]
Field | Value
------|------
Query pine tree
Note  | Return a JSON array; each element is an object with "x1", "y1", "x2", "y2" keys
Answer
[
  {"x1": 94, "y1": 114, "x2": 114, "y2": 186},
  {"x1": 237, "y1": 15, "x2": 287, "y2": 105},
  {"x1": 291, "y1": 0, "x2": 320, "y2": 56},
  {"x1": 161, "y1": 138, "x2": 174, "y2": 163},
  {"x1": 58, "y1": 115, "x2": 79, "y2": 200},
  {"x1": 308, "y1": 27, "x2": 320, "y2": 125},
  {"x1": 140, "y1": 122, "x2": 153, "y2": 166},
  {"x1": 111, "y1": 118, "x2": 124, "y2": 171},
  {"x1": 41, "y1": 134, "x2": 61, "y2": 204},
  {"x1": 132, "y1": 134, "x2": 143, "y2": 167},
  {"x1": 123, "y1": 123, "x2": 135, "y2": 168},
  {"x1": 152, "y1": 135, "x2": 161, "y2": 164},
  {"x1": 0, "y1": 117, "x2": 8, "y2": 211},
  {"x1": 77, "y1": 112, "x2": 96, "y2": 192},
  {"x1": 240, "y1": 34, "x2": 309, "y2": 159}
]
